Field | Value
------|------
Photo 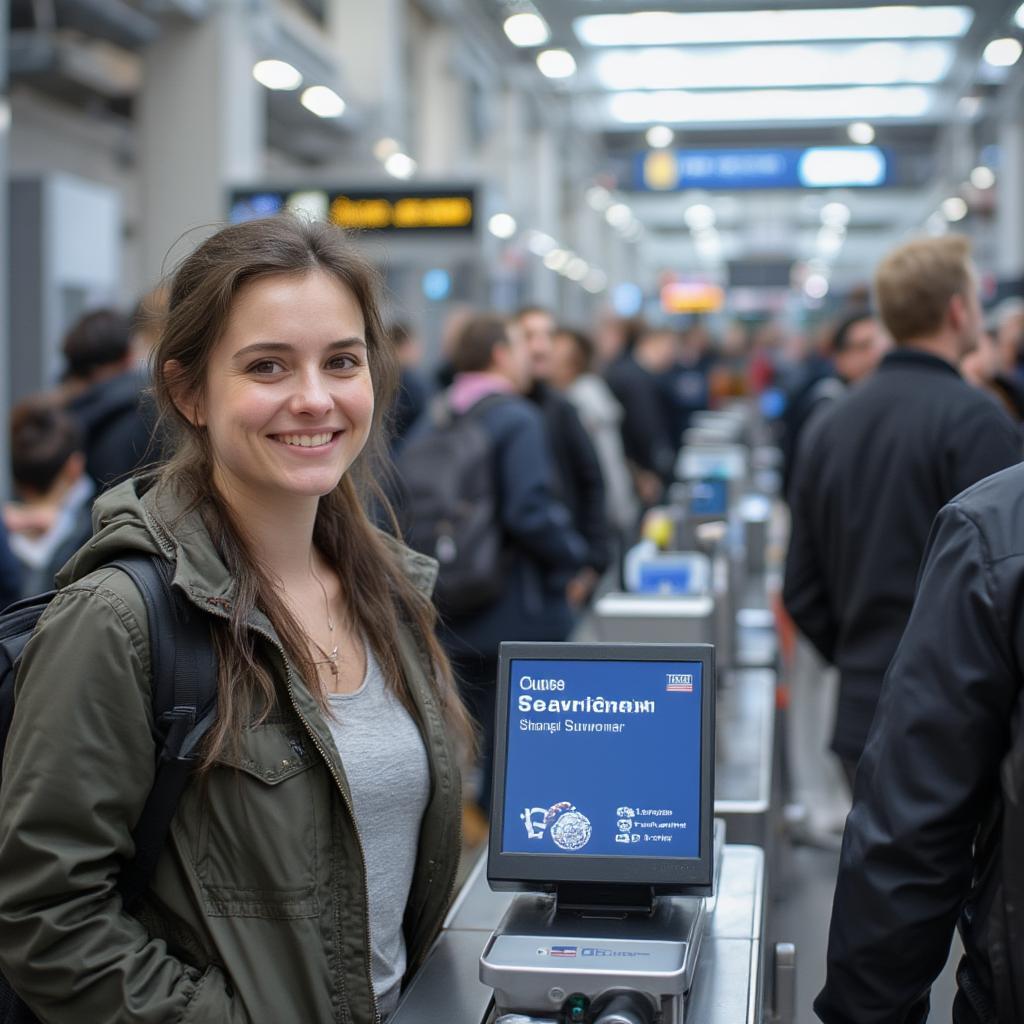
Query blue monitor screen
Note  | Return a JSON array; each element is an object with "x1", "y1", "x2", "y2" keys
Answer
[
  {"x1": 690, "y1": 478, "x2": 728, "y2": 517},
  {"x1": 501, "y1": 658, "x2": 703, "y2": 859}
]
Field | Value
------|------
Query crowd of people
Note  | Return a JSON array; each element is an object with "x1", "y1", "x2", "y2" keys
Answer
[{"x1": 2, "y1": 215, "x2": 1024, "y2": 1022}]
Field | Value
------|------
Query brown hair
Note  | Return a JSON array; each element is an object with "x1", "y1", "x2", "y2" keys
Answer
[
  {"x1": 11, "y1": 395, "x2": 82, "y2": 494},
  {"x1": 874, "y1": 235, "x2": 973, "y2": 345},
  {"x1": 152, "y1": 214, "x2": 474, "y2": 766},
  {"x1": 450, "y1": 314, "x2": 510, "y2": 373}
]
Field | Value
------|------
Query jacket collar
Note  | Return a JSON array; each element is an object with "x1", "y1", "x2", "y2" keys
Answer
[{"x1": 878, "y1": 347, "x2": 962, "y2": 378}]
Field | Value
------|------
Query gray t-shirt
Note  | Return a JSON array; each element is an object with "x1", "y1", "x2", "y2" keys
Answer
[{"x1": 326, "y1": 646, "x2": 430, "y2": 1020}]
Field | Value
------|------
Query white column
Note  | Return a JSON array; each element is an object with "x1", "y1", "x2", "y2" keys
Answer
[
  {"x1": 327, "y1": 0, "x2": 407, "y2": 144},
  {"x1": 412, "y1": 25, "x2": 469, "y2": 176},
  {"x1": 137, "y1": 0, "x2": 263, "y2": 285},
  {"x1": 997, "y1": 116, "x2": 1024, "y2": 283}
]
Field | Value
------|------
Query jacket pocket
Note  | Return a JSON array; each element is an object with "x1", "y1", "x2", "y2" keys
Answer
[{"x1": 193, "y1": 724, "x2": 322, "y2": 919}]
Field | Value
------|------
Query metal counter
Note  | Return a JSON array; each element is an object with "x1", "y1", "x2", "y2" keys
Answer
[{"x1": 392, "y1": 845, "x2": 767, "y2": 1024}]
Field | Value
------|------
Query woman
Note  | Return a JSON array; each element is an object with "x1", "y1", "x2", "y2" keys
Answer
[{"x1": 0, "y1": 215, "x2": 472, "y2": 1023}]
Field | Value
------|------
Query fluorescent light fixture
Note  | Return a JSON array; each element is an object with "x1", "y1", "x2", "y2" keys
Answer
[
  {"x1": 544, "y1": 249, "x2": 572, "y2": 272},
  {"x1": 605, "y1": 203, "x2": 633, "y2": 228},
  {"x1": 527, "y1": 231, "x2": 558, "y2": 256},
  {"x1": 586, "y1": 186, "x2": 612, "y2": 211},
  {"x1": 301, "y1": 86, "x2": 346, "y2": 118},
  {"x1": 970, "y1": 165, "x2": 995, "y2": 189},
  {"x1": 684, "y1": 203, "x2": 716, "y2": 231},
  {"x1": 488, "y1": 213, "x2": 517, "y2": 239},
  {"x1": 504, "y1": 12, "x2": 550, "y2": 47},
  {"x1": 941, "y1": 196, "x2": 967, "y2": 221},
  {"x1": 804, "y1": 273, "x2": 830, "y2": 299},
  {"x1": 608, "y1": 86, "x2": 931, "y2": 124},
  {"x1": 848, "y1": 121, "x2": 876, "y2": 144},
  {"x1": 583, "y1": 269, "x2": 609, "y2": 294},
  {"x1": 983, "y1": 38, "x2": 1022, "y2": 68},
  {"x1": 537, "y1": 49, "x2": 577, "y2": 79},
  {"x1": 1016, "y1": 3, "x2": 1024, "y2": 29},
  {"x1": 821, "y1": 201, "x2": 851, "y2": 227},
  {"x1": 798, "y1": 147, "x2": 887, "y2": 187},
  {"x1": 384, "y1": 153, "x2": 417, "y2": 179},
  {"x1": 566, "y1": 257, "x2": 590, "y2": 281},
  {"x1": 646, "y1": 125, "x2": 675, "y2": 148},
  {"x1": 374, "y1": 137, "x2": 400, "y2": 161},
  {"x1": 575, "y1": 7, "x2": 973, "y2": 46},
  {"x1": 593, "y1": 41, "x2": 954, "y2": 91},
  {"x1": 253, "y1": 59, "x2": 302, "y2": 90}
]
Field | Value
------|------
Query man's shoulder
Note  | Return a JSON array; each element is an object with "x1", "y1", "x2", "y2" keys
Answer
[{"x1": 950, "y1": 463, "x2": 1024, "y2": 537}]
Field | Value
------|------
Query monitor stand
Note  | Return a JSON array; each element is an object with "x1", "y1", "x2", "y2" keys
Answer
[{"x1": 480, "y1": 822, "x2": 724, "y2": 1024}]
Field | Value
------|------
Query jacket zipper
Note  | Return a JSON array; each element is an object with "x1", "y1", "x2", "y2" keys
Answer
[{"x1": 195, "y1": 596, "x2": 382, "y2": 1024}]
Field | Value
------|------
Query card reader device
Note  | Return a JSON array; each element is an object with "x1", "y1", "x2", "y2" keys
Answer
[{"x1": 481, "y1": 642, "x2": 717, "y2": 1024}]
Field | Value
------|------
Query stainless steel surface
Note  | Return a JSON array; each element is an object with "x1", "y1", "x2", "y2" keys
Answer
[
  {"x1": 592, "y1": 592, "x2": 716, "y2": 645},
  {"x1": 771, "y1": 943, "x2": 797, "y2": 1024},
  {"x1": 715, "y1": 670, "x2": 775, "y2": 819},
  {"x1": 393, "y1": 845, "x2": 767, "y2": 1024}
]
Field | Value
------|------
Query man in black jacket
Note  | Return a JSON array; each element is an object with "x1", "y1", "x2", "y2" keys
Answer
[
  {"x1": 784, "y1": 235, "x2": 1021, "y2": 783},
  {"x1": 515, "y1": 306, "x2": 611, "y2": 606},
  {"x1": 817, "y1": 463, "x2": 1024, "y2": 1023}
]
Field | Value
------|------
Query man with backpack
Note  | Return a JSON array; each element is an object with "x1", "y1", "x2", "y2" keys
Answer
[
  {"x1": 816, "y1": 460, "x2": 1024, "y2": 1023},
  {"x1": 396, "y1": 314, "x2": 587, "y2": 815}
]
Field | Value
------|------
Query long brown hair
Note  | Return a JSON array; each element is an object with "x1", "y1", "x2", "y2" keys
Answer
[{"x1": 152, "y1": 214, "x2": 474, "y2": 765}]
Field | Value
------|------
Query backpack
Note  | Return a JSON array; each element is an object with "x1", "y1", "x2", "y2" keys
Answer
[
  {"x1": 395, "y1": 393, "x2": 511, "y2": 617},
  {"x1": 0, "y1": 554, "x2": 218, "y2": 1024}
]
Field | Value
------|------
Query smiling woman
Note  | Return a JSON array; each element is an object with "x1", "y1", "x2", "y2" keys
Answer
[{"x1": 0, "y1": 215, "x2": 474, "y2": 1024}]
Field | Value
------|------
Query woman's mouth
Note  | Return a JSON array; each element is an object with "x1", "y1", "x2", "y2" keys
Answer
[{"x1": 271, "y1": 431, "x2": 340, "y2": 449}]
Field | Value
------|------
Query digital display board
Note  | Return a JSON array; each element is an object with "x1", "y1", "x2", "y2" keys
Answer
[
  {"x1": 229, "y1": 187, "x2": 476, "y2": 234},
  {"x1": 689, "y1": 478, "x2": 729, "y2": 518},
  {"x1": 489, "y1": 643, "x2": 715, "y2": 895}
]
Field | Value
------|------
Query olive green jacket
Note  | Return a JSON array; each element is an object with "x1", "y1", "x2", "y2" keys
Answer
[{"x1": 0, "y1": 480, "x2": 462, "y2": 1024}]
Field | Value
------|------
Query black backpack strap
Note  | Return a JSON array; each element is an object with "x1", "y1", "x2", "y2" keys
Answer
[{"x1": 108, "y1": 554, "x2": 218, "y2": 909}]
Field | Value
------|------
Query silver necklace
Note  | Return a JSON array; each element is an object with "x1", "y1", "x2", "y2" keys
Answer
[{"x1": 310, "y1": 561, "x2": 339, "y2": 680}]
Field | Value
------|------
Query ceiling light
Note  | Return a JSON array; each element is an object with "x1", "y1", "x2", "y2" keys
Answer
[
  {"x1": 848, "y1": 121, "x2": 875, "y2": 144},
  {"x1": 646, "y1": 125, "x2": 675, "y2": 149},
  {"x1": 983, "y1": 38, "x2": 1022, "y2": 68},
  {"x1": 253, "y1": 60, "x2": 302, "y2": 91},
  {"x1": 593, "y1": 41, "x2": 954, "y2": 91},
  {"x1": 504, "y1": 12, "x2": 550, "y2": 47},
  {"x1": 544, "y1": 249, "x2": 571, "y2": 272},
  {"x1": 821, "y1": 201, "x2": 851, "y2": 227},
  {"x1": 804, "y1": 273, "x2": 830, "y2": 299},
  {"x1": 384, "y1": 153, "x2": 417, "y2": 179},
  {"x1": 970, "y1": 165, "x2": 995, "y2": 190},
  {"x1": 605, "y1": 203, "x2": 633, "y2": 229},
  {"x1": 586, "y1": 186, "x2": 612, "y2": 211},
  {"x1": 684, "y1": 203, "x2": 716, "y2": 231},
  {"x1": 300, "y1": 86, "x2": 346, "y2": 118},
  {"x1": 574, "y1": 7, "x2": 973, "y2": 47},
  {"x1": 488, "y1": 213, "x2": 517, "y2": 239},
  {"x1": 583, "y1": 269, "x2": 609, "y2": 294},
  {"x1": 816, "y1": 227, "x2": 845, "y2": 255},
  {"x1": 537, "y1": 49, "x2": 577, "y2": 79},
  {"x1": 527, "y1": 230, "x2": 557, "y2": 255},
  {"x1": 941, "y1": 196, "x2": 968, "y2": 221},
  {"x1": 373, "y1": 137, "x2": 400, "y2": 161},
  {"x1": 1016, "y1": 3, "x2": 1024, "y2": 29},
  {"x1": 566, "y1": 257, "x2": 590, "y2": 281},
  {"x1": 608, "y1": 86, "x2": 931, "y2": 124}
]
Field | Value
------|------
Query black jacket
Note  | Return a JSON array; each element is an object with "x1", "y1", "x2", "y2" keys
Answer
[
  {"x1": 784, "y1": 349, "x2": 1021, "y2": 759},
  {"x1": 528, "y1": 381, "x2": 611, "y2": 574},
  {"x1": 439, "y1": 395, "x2": 588, "y2": 661},
  {"x1": 604, "y1": 354, "x2": 677, "y2": 483},
  {"x1": 64, "y1": 370, "x2": 160, "y2": 492},
  {"x1": 816, "y1": 463, "x2": 1024, "y2": 1024}
]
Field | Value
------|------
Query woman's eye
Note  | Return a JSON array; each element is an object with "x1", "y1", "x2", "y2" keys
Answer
[
  {"x1": 249, "y1": 359, "x2": 283, "y2": 374},
  {"x1": 328, "y1": 354, "x2": 359, "y2": 371}
]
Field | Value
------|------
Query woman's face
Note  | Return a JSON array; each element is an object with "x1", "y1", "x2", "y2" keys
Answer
[{"x1": 194, "y1": 270, "x2": 374, "y2": 507}]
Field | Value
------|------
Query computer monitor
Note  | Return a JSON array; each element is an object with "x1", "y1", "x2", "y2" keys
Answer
[{"x1": 488, "y1": 642, "x2": 716, "y2": 897}]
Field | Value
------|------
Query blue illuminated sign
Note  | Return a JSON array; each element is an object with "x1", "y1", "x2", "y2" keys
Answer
[
  {"x1": 502, "y1": 659, "x2": 703, "y2": 859},
  {"x1": 634, "y1": 146, "x2": 889, "y2": 191}
]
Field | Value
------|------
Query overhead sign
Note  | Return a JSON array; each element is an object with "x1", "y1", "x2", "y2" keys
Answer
[
  {"x1": 661, "y1": 281, "x2": 724, "y2": 314},
  {"x1": 229, "y1": 187, "x2": 476, "y2": 234},
  {"x1": 635, "y1": 146, "x2": 888, "y2": 191}
]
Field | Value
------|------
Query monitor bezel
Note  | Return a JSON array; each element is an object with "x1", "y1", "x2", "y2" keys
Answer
[{"x1": 488, "y1": 641, "x2": 716, "y2": 897}]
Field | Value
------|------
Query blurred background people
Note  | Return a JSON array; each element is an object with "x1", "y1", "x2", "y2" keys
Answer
[
  {"x1": 4, "y1": 398, "x2": 94, "y2": 598},
  {"x1": 388, "y1": 321, "x2": 430, "y2": 448}
]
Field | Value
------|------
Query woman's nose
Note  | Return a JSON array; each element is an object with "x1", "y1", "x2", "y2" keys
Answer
[{"x1": 290, "y1": 371, "x2": 334, "y2": 416}]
